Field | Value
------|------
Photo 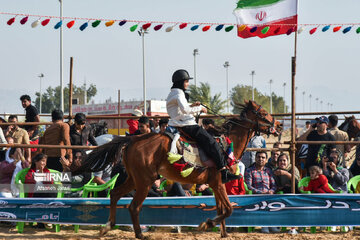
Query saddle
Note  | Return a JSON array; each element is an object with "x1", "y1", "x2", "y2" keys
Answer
[{"x1": 165, "y1": 128, "x2": 237, "y2": 178}]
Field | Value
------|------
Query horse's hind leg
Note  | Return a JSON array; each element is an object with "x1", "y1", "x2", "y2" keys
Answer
[
  {"x1": 100, "y1": 177, "x2": 135, "y2": 236},
  {"x1": 129, "y1": 184, "x2": 152, "y2": 239}
]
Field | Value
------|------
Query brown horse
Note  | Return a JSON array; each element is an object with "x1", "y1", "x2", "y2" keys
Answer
[
  {"x1": 339, "y1": 115, "x2": 360, "y2": 140},
  {"x1": 76, "y1": 100, "x2": 281, "y2": 239}
]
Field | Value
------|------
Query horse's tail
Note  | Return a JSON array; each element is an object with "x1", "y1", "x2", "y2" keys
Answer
[{"x1": 72, "y1": 136, "x2": 131, "y2": 175}]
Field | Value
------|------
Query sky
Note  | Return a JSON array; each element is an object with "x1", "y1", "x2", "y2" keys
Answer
[{"x1": 1, "y1": 0, "x2": 360, "y2": 116}]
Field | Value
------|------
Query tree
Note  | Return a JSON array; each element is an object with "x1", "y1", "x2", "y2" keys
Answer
[
  {"x1": 188, "y1": 82, "x2": 226, "y2": 114},
  {"x1": 231, "y1": 84, "x2": 286, "y2": 114},
  {"x1": 34, "y1": 83, "x2": 97, "y2": 113}
]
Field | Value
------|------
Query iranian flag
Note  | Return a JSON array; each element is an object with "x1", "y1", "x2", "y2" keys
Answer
[{"x1": 234, "y1": 0, "x2": 298, "y2": 38}]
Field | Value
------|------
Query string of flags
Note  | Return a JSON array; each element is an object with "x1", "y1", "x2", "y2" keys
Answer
[{"x1": 2, "y1": 12, "x2": 360, "y2": 35}]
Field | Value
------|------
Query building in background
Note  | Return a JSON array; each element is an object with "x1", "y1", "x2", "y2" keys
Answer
[{"x1": 72, "y1": 100, "x2": 167, "y2": 135}]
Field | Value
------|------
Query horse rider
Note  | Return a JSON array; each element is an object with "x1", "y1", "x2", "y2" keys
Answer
[{"x1": 166, "y1": 69, "x2": 240, "y2": 183}]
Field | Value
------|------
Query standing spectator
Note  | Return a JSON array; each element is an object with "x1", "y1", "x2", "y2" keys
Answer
[
  {"x1": 127, "y1": 109, "x2": 142, "y2": 134},
  {"x1": 328, "y1": 115, "x2": 351, "y2": 167},
  {"x1": 151, "y1": 115, "x2": 160, "y2": 133},
  {"x1": 298, "y1": 116, "x2": 336, "y2": 173},
  {"x1": 299, "y1": 121, "x2": 311, "y2": 136},
  {"x1": 273, "y1": 153, "x2": 300, "y2": 193},
  {"x1": 5, "y1": 115, "x2": 31, "y2": 163},
  {"x1": 40, "y1": 109, "x2": 72, "y2": 172},
  {"x1": 158, "y1": 118, "x2": 169, "y2": 134},
  {"x1": 133, "y1": 116, "x2": 152, "y2": 135},
  {"x1": 321, "y1": 150, "x2": 349, "y2": 192},
  {"x1": 0, "y1": 128, "x2": 7, "y2": 161},
  {"x1": 70, "y1": 113, "x2": 98, "y2": 147},
  {"x1": 241, "y1": 135, "x2": 266, "y2": 168},
  {"x1": 20, "y1": 95, "x2": 40, "y2": 136}
]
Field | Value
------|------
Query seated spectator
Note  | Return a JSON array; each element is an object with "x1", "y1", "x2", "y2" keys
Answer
[
  {"x1": 245, "y1": 151, "x2": 276, "y2": 194},
  {"x1": 265, "y1": 142, "x2": 281, "y2": 171},
  {"x1": 127, "y1": 109, "x2": 142, "y2": 134},
  {"x1": 93, "y1": 162, "x2": 114, "y2": 197},
  {"x1": 159, "y1": 118, "x2": 169, "y2": 134},
  {"x1": 147, "y1": 179, "x2": 163, "y2": 197},
  {"x1": 65, "y1": 150, "x2": 91, "y2": 195},
  {"x1": 300, "y1": 165, "x2": 335, "y2": 193},
  {"x1": 24, "y1": 153, "x2": 56, "y2": 198},
  {"x1": 245, "y1": 151, "x2": 278, "y2": 233},
  {"x1": 349, "y1": 149, "x2": 360, "y2": 177},
  {"x1": 225, "y1": 175, "x2": 246, "y2": 195},
  {"x1": 0, "y1": 147, "x2": 28, "y2": 197},
  {"x1": 165, "y1": 179, "x2": 194, "y2": 197},
  {"x1": 321, "y1": 150, "x2": 349, "y2": 192},
  {"x1": 273, "y1": 153, "x2": 300, "y2": 193},
  {"x1": 196, "y1": 184, "x2": 213, "y2": 196}
]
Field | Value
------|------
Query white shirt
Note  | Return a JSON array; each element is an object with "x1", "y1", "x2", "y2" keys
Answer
[{"x1": 166, "y1": 88, "x2": 202, "y2": 127}]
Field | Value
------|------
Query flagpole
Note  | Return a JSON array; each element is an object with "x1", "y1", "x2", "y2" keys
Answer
[{"x1": 290, "y1": 23, "x2": 298, "y2": 194}]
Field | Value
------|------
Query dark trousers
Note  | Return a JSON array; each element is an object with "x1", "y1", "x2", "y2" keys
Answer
[
  {"x1": 47, "y1": 157, "x2": 63, "y2": 172},
  {"x1": 180, "y1": 125, "x2": 225, "y2": 170},
  {"x1": 167, "y1": 182, "x2": 186, "y2": 196}
]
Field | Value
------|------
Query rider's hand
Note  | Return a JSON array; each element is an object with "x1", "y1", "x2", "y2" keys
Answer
[
  {"x1": 201, "y1": 107, "x2": 207, "y2": 114},
  {"x1": 190, "y1": 101, "x2": 201, "y2": 107}
]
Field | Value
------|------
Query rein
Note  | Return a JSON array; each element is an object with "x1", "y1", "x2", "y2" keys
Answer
[{"x1": 202, "y1": 104, "x2": 275, "y2": 135}]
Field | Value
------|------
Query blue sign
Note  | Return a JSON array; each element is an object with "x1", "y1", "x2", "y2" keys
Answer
[{"x1": 0, "y1": 194, "x2": 360, "y2": 226}]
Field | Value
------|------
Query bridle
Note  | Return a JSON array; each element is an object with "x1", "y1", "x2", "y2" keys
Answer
[{"x1": 222, "y1": 104, "x2": 277, "y2": 137}]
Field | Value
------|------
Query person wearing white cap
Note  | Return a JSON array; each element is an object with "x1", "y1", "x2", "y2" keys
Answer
[{"x1": 127, "y1": 109, "x2": 143, "y2": 134}]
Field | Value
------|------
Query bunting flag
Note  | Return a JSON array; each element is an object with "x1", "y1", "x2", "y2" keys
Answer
[
  {"x1": 234, "y1": 0, "x2": 298, "y2": 38},
  {"x1": 0, "y1": 11, "x2": 358, "y2": 36}
]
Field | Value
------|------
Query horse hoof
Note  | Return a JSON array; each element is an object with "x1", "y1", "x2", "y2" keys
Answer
[
  {"x1": 198, "y1": 221, "x2": 208, "y2": 231},
  {"x1": 99, "y1": 227, "x2": 108, "y2": 236},
  {"x1": 135, "y1": 233, "x2": 144, "y2": 239},
  {"x1": 221, "y1": 232, "x2": 229, "y2": 238}
]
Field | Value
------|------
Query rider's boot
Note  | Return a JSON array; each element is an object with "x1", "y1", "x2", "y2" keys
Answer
[{"x1": 220, "y1": 168, "x2": 241, "y2": 183}]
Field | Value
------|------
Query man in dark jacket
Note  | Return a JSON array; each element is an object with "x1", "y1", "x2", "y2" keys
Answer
[{"x1": 70, "y1": 113, "x2": 98, "y2": 147}]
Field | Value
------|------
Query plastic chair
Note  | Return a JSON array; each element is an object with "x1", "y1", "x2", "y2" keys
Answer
[
  {"x1": 347, "y1": 175, "x2": 360, "y2": 193},
  {"x1": 15, "y1": 168, "x2": 63, "y2": 233},
  {"x1": 70, "y1": 176, "x2": 95, "y2": 233},
  {"x1": 81, "y1": 173, "x2": 119, "y2": 198}
]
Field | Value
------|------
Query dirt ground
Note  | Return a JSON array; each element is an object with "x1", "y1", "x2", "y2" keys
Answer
[{"x1": 0, "y1": 224, "x2": 359, "y2": 240}]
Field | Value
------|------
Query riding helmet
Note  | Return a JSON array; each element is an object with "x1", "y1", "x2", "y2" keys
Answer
[{"x1": 172, "y1": 69, "x2": 193, "y2": 83}]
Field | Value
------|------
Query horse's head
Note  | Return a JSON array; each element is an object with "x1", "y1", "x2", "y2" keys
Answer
[
  {"x1": 223, "y1": 100, "x2": 281, "y2": 139},
  {"x1": 339, "y1": 115, "x2": 359, "y2": 139}
]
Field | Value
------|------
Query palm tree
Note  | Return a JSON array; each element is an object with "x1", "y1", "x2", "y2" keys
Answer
[{"x1": 188, "y1": 82, "x2": 226, "y2": 114}]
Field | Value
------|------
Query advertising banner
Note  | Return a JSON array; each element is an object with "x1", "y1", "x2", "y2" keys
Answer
[{"x1": 0, "y1": 194, "x2": 360, "y2": 226}]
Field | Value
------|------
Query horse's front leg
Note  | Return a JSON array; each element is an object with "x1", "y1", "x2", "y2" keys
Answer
[{"x1": 199, "y1": 182, "x2": 232, "y2": 238}]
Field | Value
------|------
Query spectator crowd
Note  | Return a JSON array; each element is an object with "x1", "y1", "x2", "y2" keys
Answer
[{"x1": 1, "y1": 94, "x2": 360, "y2": 234}]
